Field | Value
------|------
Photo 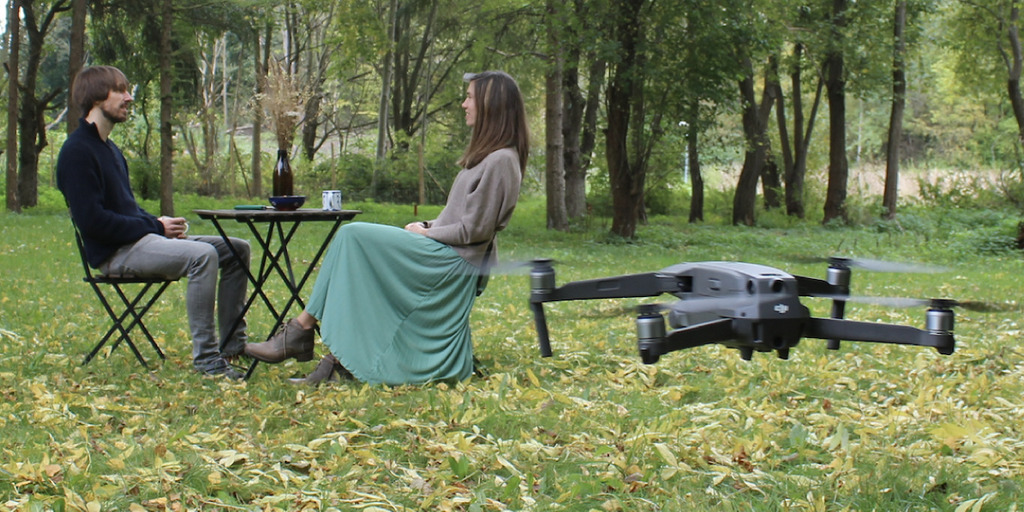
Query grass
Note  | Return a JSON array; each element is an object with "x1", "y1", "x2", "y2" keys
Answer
[{"x1": 2, "y1": 195, "x2": 1024, "y2": 511}]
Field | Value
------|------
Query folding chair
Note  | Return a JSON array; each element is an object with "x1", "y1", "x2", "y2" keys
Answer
[{"x1": 72, "y1": 224, "x2": 178, "y2": 368}]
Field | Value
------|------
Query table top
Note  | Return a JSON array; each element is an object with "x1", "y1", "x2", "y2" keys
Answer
[{"x1": 193, "y1": 208, "x2": 362, "y2": 222}]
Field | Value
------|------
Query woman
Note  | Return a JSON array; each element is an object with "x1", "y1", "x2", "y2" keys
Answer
[{"x1": 244, "y1": 70, "x2": 529, "y2": 385}]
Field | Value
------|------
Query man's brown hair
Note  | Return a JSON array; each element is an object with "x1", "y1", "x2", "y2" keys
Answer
[{"x1": 72, "y1": 66, "x2": 129, "y2": 116}]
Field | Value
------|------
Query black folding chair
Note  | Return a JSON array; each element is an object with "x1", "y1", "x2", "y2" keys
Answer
[{"x1": 72, "y1": 224, "x2": 178, "y2": 368}]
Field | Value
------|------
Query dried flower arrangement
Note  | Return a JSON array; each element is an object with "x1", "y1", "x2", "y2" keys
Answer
[{"x1": 260, "y1": 60, "x2": 307, "y2": 150}]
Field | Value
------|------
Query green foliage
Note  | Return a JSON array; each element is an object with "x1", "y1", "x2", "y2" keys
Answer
[
  {"x1": 4, "y1": 198, "x2": 1024, "y2": 509},
  {"x1": 917, "y1": 170, "x2": 1009, "y2": 210},
  {"x1": 127, "y1": 157, "x2": 162, "y2": 202}
]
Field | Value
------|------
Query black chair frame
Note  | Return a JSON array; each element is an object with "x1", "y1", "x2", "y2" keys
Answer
[{"x1": 73, "y1": 225, "x2": 178, "y2": 368}]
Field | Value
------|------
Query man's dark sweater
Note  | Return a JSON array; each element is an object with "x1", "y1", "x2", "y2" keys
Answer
[{"x1": 57, "y1": 119, "x2": 164, "y2": 268}]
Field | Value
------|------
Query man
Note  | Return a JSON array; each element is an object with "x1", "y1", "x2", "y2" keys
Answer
[{"x1": 57, "y1": 65, "x2": 249, "y2": 379}]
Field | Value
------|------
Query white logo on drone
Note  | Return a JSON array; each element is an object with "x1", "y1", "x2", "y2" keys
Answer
[{"x1": 774, "y1": 304, "x2": 789, "y2": 314}]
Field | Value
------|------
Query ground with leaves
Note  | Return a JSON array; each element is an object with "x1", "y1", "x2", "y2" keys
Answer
[{"x1": 2, "y1": 197, "x2": 1024, "y2": 511}]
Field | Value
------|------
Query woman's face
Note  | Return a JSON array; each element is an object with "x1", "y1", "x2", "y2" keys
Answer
[{"x1": 461, "y1": 82, "x2": 477, "y2": 127}]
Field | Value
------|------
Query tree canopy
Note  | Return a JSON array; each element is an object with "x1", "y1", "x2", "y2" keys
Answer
[{"x1": 4, "y1": 0, "x2": 1024, "y2": 232}]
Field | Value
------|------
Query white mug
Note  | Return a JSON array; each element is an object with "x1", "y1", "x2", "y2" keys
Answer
[{"x1": 322, "y1": 190, "x2": 342, "y2": 211}]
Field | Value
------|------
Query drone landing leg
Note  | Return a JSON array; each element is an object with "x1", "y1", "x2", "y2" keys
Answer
[{"x1": 530, "y1": 302, "x2": 553, "y2": 357}]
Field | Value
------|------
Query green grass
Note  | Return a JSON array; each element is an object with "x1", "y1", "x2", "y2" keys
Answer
[{"x1": 2, "y1": 195, "x2": 1024, "y2": 510}]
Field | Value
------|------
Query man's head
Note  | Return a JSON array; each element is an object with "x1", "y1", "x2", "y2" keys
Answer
[{"x1": 73, "y1": 66, "x2": 132, "y2": 123}]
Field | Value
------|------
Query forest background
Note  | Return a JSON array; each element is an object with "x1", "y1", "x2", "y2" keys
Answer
[{"x1": 3, "y1": 0, "x2": 1024, "y2": 237}]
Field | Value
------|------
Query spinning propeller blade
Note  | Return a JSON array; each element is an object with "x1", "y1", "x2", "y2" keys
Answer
[
  {"x1": 828, "y1": 257, "x2": 949, "y2": 274},
  {"x1": 457, "y1": 258, "x2": 558, "y2": 276},
  {"x1": 810, "y1": 293, "x2": 932, "y2": 308}
]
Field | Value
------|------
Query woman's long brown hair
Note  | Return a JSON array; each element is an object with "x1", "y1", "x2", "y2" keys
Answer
[{"x1": 457, "y1": 71, "x2": 529, "y2": 175}]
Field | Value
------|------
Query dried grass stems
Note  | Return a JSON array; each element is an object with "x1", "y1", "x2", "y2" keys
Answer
[{"x1": 259, "y1": 61, "x2": 309, "y2": 151}]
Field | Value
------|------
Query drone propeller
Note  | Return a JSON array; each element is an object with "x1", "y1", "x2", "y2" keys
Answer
[
  {"x1": 790, "y1": 255, "x2": 948, "y2": 273},
  {"x1": 485, "y1": 259, "x2": 538, "y2": 275},
  {"x1": 456, "y1": 258, "x2": 559, "y2": 277},
  {"x1": 811, "y1": 293, "x2": 932, "y2": 308},
  {"x1": 942, "y1": 299, "x2": 1012, "y2": 313},
  {"x1": 827, "y1": 256, "x2": 949, "y2": 274},
  {"x1": 813, "y1": 293, "x2": 1002, "y2": 312}
]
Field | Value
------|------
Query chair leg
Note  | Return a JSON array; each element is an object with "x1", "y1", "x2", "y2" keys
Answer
[
  {"x1": 84, "y1": 281, "x2": 149, "y2": 367},
  {"x1": 82, "y1": 281, "x2": 169, "y2": 369},
  {"x1": 109, "y1": 282, "x2": 170, "y2": 361}
]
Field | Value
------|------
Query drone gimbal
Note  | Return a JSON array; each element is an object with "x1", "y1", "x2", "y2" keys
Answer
[{"x1": 528, "y1": 258, "x2": 956, "y2": 363}]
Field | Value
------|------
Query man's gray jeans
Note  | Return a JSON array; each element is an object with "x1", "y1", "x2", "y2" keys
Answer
[{"x1": 100, "y1": 233, "x2": 250, "y2": 370}]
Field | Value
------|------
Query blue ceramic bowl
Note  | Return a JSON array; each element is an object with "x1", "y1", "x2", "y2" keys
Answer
[{"x1": 268, "y1": 195, "x2": 306, "y2": 211}]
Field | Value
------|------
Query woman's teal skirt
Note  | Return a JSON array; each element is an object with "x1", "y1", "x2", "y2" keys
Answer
[{"x1": 305, "y1": 222, "x2": 479, "y2": 385}]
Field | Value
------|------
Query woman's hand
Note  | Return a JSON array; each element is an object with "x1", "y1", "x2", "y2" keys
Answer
[{"x1": 404, "y1": 221, "x2": 428, "y2": 235}]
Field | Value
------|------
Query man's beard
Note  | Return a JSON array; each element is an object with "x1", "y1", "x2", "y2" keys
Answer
[{"x1": 101, "y1": 104, "x2": 128, "y2": 123}]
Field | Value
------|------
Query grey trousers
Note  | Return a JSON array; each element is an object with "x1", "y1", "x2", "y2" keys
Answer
[{"x1": 100, "y1": 234, "x2": 250, "y2": 369}]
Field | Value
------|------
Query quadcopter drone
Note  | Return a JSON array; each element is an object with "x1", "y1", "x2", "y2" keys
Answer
[{"x1": 527, "y1": 258, "x2": 956, "y2": 364}]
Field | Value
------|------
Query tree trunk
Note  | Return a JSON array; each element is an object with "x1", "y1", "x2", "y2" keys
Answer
[
  {"x1": 374, "y1": 0, "x2": 398, "y2": 196},
  {"x1": 5, "y1": 0, "x2": 20, "y2": 213},
  {"x1": 66, "y1": 0, "x2": 85, "y2": 134},
  {"x1": 785, "y1": 48, "x2": 824, "y2": 219},
  {"x1": 576, "y1": 58, "x2": 604, "y2": 216},
  {"x1": 562, "y1": 0, "x2": 604, "y2": 220},
  {"x1": 883, "y1": 0, "x2": 907, "y2": 220},
  {"x1": 1003, "y1": 4, "x2": 1024, "y2": 152},
  {"x1": 18, "y1": 0, "x2": 70, "y2": 208},
  {"x1": 823, "y1": 0, "x2": 849, "y2": 225},
  {"x1": 785, "y1": 43, "x2": 806, "y2": 218},
  {"x1": 732, "y1": 56, "x2": 773, "y2": 226},
  {"x1": 686, "y1": 102, "x2": 703, "y2": 223},
  {"x1": 545, "y1": 0, "x2": 568, "y2": 230},
  {"x1": 761, "y1": 154, "x2": 782, "y2": 210},
  {"x1": 250, "y1": 25, "x2": 267, "y2": 198},
  {"x1": 299, "y1": 6, "x2": 337, "y2": 162},
  {"x1": 774, "y1": 57, "x2": 793, "y2": 198},
  {"x1": 562, "y1": 42, "x2": 585, "y2": 220},
  {"x1": 159, "y1": 0, "x2": 174, "y2": 215},
  {"x1": 762, "y1": 56, "x2": 783, "y2": 210},
  {"x1": 606, "y1": 0, "x2": 646, "y2": 238}
]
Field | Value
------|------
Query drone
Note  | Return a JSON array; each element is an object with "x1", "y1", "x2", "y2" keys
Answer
[{"x1": 527, "y1": 258, "x2": 956, "y2": 364}]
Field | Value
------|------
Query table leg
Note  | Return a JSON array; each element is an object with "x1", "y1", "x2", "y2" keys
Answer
[{"x1": 208, "y1": 215, "x2": 346, "y2": 380}]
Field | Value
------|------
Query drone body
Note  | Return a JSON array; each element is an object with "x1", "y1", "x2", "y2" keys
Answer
[{"x1": 528, "y1": 259, "x2": 956, "y2": 363}]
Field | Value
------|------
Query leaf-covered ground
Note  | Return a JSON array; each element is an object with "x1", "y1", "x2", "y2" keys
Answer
[{"x1": 2, "y1": 198, "x2": 1024, "y2": 511}]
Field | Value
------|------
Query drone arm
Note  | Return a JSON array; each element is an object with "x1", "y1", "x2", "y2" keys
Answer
[
  {"x1": 638, "y1": 318, "x2": 734, "y2": 364},
  {"x1": 530, "y1": 271, "x2": 677, "y2": 358},
  {"x1": 804, "y1": 317, "x2": 955, "y2": 355},
  {"x1": 535, "y1": 272, "x2": 676, "y2": 303},
  {"x1": 795, "y1": 274, "x2": 851, "y2": 350},
  {"x1": 794, "y1": 275, "x2": 845, "y2": 297}
]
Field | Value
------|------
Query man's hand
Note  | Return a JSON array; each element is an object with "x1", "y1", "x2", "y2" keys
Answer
[
  {"x1": 158, "y1": 216, "x2": 189, "y2": 239},
  {"x1": 404, "y1": 221, "x2": 428, "y2": 235}
]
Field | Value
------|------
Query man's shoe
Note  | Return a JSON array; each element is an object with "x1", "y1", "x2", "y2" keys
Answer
[
  {"x1": 289, "y1": 353, "x2": 353, "y2": 385},
  {"x1": 196, "y1": 357, "x2": 244, "y2": 380},
  {"x1": 245, "y1": 319, "x2": 315, "y2": 363}
]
